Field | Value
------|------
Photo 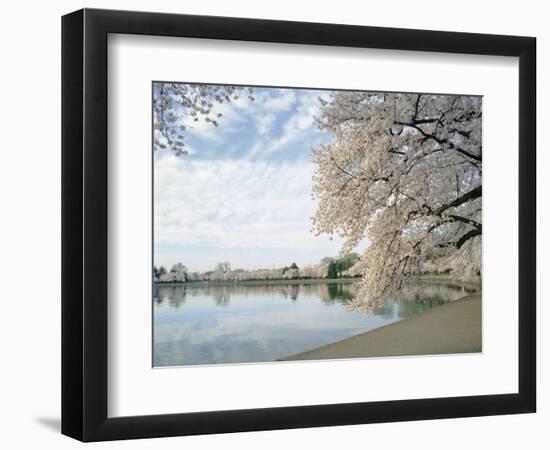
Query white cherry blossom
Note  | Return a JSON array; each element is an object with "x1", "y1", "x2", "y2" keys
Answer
[{"x1": 311, "y1": 92, "x2": 482, "y2": 312}]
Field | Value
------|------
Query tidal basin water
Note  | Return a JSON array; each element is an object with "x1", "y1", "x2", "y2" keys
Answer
[{"x1": 153, "y1": 281, "x2": 475, "y2": 367}]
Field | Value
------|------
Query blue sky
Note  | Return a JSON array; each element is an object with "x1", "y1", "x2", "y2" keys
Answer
[{"x1": 154, "y1": 85, "x2": 354, "y2": 272}]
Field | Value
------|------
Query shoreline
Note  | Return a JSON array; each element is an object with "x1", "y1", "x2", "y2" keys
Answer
[
  {"x1": 154, "y1": 277, "x2": 358, "y2": 287},
  {"x1": 280, "y1": 293, "x2": 482, "y2": 361},
  {"x1": 154, "y1": 274, "x2": 480, "y2": 289}
]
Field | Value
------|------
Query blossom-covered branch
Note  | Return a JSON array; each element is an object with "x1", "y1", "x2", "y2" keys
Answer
[
  {"x1": 153, "y1": 83, "x2": 254, "y2": 155},
  {"x1": 311, "y1": 92, "x2": 482, "y2": 312}
]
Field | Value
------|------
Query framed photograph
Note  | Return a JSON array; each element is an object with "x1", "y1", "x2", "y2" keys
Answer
[{"x1": 61, "y1": 8, "x2": 536, "y2": 441}]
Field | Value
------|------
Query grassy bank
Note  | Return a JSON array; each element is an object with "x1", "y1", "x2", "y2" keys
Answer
[
  {"x1": 281, "y1": 293, "x2": 482, "y2": 361},
  {"x1": 154, "y1": 277, "x2": 358, "y2": 287},
  {"x1": 156, "y1": 274, "x2": 480, "y2": 289}
]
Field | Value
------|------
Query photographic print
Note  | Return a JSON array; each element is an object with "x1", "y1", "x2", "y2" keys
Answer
[{"x1": 153, "y1": 82, "x2": 482, "y2": 367}]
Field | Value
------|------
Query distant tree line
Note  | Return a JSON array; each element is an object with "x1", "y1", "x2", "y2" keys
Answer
[{"x1": 154, "y1": 253, "x2": 362, "y2": 284}]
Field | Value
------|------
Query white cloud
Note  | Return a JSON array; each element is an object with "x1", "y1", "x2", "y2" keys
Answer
[
  {"x1": 256, "y1": 113, "x2": 275, "y2": 134},
  {"x1": 264, "y1": 90, "x2": 323, "y2": 155},
  {"x1": 153, "y1": 88, "x2": 348, "y2": 270},
  {"x1": 182, "y1": 88, "x2": 295, "y2": 142},
  {"x1": 263, "y1": 90, "x2": 296, "y2": 111},
  {"x1": 154, "y1": 154, "x2": 339, "y2": 254}
]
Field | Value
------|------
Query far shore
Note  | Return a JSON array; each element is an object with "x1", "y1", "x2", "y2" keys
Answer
[
  {"x1": 154, "y1": 273, "x2": 481, "y2": 289},
  {"x1": 280, "y1": 293, "x2": 482, "y2": 361},
  {"x1": 154, "y1": 277, "x2": 359, "y2": 287}
]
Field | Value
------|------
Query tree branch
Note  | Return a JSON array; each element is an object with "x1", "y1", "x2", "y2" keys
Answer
[
  {"x1": 439, "y1": 228, "x2": 482, "y2": 249},
  {"x1": 432, "y1": 185, "x2": 482, "y2": 216},
  {"x1": 445, "y1": 214, "x2": 482, "y2": 230},
  {"x1": 394, "y1": 120, "x2": 482, "y2": 163}
]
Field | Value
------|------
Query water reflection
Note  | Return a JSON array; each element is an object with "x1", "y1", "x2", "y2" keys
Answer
[
  {"x1": 153, "y1": 281, "x2": 477, "y2": 367},
  {"x1": 153, "y1": 282, "x2": 360, "y2": 308}
]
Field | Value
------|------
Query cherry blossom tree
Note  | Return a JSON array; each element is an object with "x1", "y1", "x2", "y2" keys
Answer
[
  {"x1": 298, "y1": 265, "x2": 316, "y2": 279},
  {"x1": 170, "y1": 262, "x2": 188, "y2": 282},
  {"x1": 311, "y1": 92, "x2": 482, "y2": 312},
  {"x1": 153, "y1": 83, "x2": 254, "y2": 155}
]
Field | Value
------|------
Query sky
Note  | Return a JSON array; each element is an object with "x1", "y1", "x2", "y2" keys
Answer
[{"x1": 154, "y1": 85, "x2": 357, "y2": 273}]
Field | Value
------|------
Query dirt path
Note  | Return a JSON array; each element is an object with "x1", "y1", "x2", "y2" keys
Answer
[{"x1": 281, "y1": 294, "x2": 481, "y2": 361}]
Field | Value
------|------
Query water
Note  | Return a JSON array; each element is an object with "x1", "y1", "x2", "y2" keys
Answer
[{"x1": 153, "y1": 281, "x2": 476, "y2": 367}]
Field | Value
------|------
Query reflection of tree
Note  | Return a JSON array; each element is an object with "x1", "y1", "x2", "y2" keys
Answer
[
  {"x1": 156, "y1": 284, "x2": 234, "y2": 307},
  {"x1": 371, "y1": 300, "x2": 395, "y2": 319},
  {"x1": 213, "y1": 286, "x2": 232, "y2": 306},
  {"x1": 152, "y1": 281, "x2": 474, "y2": 325},
  {"x1": 281, "y1": 285, "x2": 300, "y2": 301},
  {"x1": 327, "y1": 283, "x2": 338, "y2": 300},
  {"x1": 156, "y1": 282, "x2": 359, "y2": 307},
  {"x1": 391, "y1": 281, "x2": 475, "y2": 318},
  {"x1": 396, "y1": 297, "x2": 435, "y2": 318},
  {"x1": 318, "y1": 283, "x2": 356, "y2": 305},
  {"x1": 398, "y1": 281, "x2": 475, "y2": 303},
  {"x1": 342, "y1": 280, "x2": 476, "y2": 317},
  {"x1": 155, "y1": 286, "x2": 188, "y2": 308}
]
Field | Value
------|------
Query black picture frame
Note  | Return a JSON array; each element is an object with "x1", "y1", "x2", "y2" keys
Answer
[{"x1": 61, "y1": 8, "x2": 536, "y2": 442}]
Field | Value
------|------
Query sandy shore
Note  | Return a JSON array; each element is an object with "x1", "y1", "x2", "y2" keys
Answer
[{"x1": 281, "y1": 293, "x2": 481, "y2": 361}]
